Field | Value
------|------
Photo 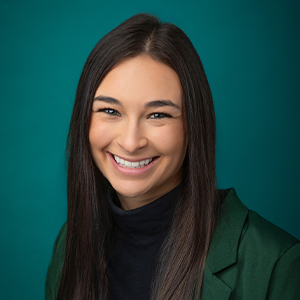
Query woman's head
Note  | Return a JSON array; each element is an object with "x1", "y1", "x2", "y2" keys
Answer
[{"x1": 68, "y1": 13, "x2": 216, "y2": 198}]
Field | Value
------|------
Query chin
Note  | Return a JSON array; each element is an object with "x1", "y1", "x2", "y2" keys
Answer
[{"x1": 115, "y1": 186, "x2": 147, "y2": 199}]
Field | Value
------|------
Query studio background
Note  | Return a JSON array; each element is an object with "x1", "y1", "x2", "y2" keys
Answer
[{"x1": 1, "y1": 0, "x2": 299, "y2": 299}]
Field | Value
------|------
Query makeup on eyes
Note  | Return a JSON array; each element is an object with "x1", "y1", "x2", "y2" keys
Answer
[{"x1": 94, "y1": 105, "x2": 175, "y2": 119}]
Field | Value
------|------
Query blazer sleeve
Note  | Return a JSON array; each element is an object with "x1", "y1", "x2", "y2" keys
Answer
[
  {"x1": 266, "y1": 242, "x2": 300, "y2": 300},
  {"x1": 45, "y1": 223, "x2": 67, "y2": 300}
]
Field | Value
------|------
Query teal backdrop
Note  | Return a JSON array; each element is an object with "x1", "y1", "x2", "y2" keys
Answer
[{"x1": 1, "y1": 0, "x2": 299, "y2": 299}]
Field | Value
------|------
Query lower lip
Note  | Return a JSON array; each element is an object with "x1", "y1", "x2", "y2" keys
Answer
[{"x1": 108, "y1": 153, "x2": 158, "y2": 176}]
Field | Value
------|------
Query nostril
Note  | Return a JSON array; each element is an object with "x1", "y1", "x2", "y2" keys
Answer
[{"x1": 117, "y1": 135, "x2": 148, "y2": 153}]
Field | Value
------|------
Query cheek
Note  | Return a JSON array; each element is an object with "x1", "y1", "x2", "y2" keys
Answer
[
  {"x1": 151, "y1": 122, "x2": 187, "y2": 157},
  {"x1": 89, "y1": 119, "x2": 111, "y2": 155}
]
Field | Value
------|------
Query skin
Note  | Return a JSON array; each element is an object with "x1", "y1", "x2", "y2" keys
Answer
[{"x1": 89, "y1": 55, "x2": 188, "y2": 210}]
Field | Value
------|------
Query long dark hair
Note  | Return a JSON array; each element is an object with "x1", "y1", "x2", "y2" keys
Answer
[{"x1": 57, "y1": 13, "x2": 220, "y2": 300}]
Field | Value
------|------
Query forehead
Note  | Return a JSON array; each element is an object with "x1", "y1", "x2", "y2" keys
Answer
[{"x1": 95, "y1": 55, "x2": 183, "y2": 106}]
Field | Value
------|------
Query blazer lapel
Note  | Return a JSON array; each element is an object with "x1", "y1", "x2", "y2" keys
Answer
[
  {"x1": 199, "y1": 266, "x2": 232, "y2": 299},
  {"x1": 195, "y1": 188, "x2": 249, "y2": 300}
]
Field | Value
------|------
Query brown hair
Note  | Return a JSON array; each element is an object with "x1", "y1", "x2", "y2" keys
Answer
[{"x1": 57, "y1": 13, "x2": 220, "y2": 299}]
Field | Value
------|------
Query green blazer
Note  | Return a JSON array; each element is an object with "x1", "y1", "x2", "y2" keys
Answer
[{"x1": 45, "y1": 189, "x2": 300, "y2": 299}]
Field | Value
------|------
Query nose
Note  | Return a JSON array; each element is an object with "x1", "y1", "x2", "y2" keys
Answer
[{"x1": 117, "y1": 121, "x2": 148, "y2": 153}]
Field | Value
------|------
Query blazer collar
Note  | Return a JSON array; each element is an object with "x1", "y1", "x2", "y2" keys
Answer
[
  {"x1": 206, "y1": 188, "x2": 248, "y2": 272},
  {"x1": 199, "y1": 188, "x2": 249, "y2": 300}
]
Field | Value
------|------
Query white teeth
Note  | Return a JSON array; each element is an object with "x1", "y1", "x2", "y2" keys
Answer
[{"x1": 113, "y1": 155, "x2": 154, "y2": 168}]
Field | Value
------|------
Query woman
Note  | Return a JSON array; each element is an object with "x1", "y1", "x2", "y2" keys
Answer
[{"x1": 46, "y1": 13, "x2": 300, "y2": 300}]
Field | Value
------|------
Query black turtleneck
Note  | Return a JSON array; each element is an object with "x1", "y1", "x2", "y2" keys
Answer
[{"x1": 106, "y1": 185, "x2": 180, "y2": 300}]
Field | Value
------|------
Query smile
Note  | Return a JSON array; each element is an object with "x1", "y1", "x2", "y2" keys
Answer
[{"x1": 113, "y1": 155, "x2": 154, "y2": 168}]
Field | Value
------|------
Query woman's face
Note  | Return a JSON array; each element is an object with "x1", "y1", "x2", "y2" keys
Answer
[{"x1": 89, "y1": 55, "x2": 187, "y2": 210}]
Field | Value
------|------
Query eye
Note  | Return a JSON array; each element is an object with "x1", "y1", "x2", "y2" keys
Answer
[
  {"x1": 98, "y1": 108, "x2": 121, "y2": 116},
  {"x1": 149, "y1": 112, "x2": 172, "y2": 119}
]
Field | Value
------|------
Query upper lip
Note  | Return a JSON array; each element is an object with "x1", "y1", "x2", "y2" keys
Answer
[{"x1": 109, "y1": 152, "x2": 156, "y2": 162}]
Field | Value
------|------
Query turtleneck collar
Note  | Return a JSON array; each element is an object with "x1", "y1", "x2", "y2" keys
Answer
[
  {"x1": 106, "y1": 185, "x2": 181, "y2": 300},
  {"x1": 106, "y1": 184, "x2": 180, "y2": 239}
]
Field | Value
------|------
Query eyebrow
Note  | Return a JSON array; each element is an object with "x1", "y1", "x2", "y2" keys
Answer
[
  {"x1": 145, "y1": 100, "x2": 180, "y2": 110},
  {"x1": 94, "y1": 95, "x2": 180, "y2": 110},
  {"x1": 93, "y1": 96, "x2": 123, "y2": 106}
]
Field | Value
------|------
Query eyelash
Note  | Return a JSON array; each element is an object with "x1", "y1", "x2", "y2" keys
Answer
[
  {"x1": 98, "y1": 108, "x2": 120, "y2": 116},
  {"x1": 97, "y1": 108, "x2": 172, "y2": 119},
  {"x1": 149, "y1": 112, "x2": 172, "y2": 119}
]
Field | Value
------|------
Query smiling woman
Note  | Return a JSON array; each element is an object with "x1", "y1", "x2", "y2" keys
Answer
[{"x1": 45, "y1": 13, "x2": 300, "y2": 300}]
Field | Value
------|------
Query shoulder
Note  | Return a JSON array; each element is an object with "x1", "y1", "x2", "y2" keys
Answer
[
  {"x1": 237, "y1": 197, "x2": 300, "y2": 299},
  {"x1": 51, "y1": 223, "x2": 67, "y2": 255},
  {"x1": 220, "y1": 188, "x2": 299, "y2": 256},
  {"x1": 45, "y1": 223, "x2": 67, "y2": 300},
  {"x1": 202, "y1": 189, "x2": 300, "y2": 300},
  {"x1": 243, "y1": 208, "x2": 299, "y2": 259}
]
